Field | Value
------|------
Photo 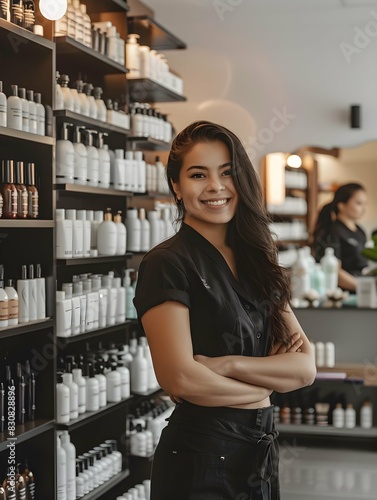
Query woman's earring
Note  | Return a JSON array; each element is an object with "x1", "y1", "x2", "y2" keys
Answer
[{"x1": 176, "y1": 197, "x2": 183, "y2": 205}]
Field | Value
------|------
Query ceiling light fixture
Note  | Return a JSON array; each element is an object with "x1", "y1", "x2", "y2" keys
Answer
[
  {"x1": 286, "y1": 154, "x2": 302, "y2": 168},
  {"x1": 39, "y1": 0, "x2": 67, "y2": 21}
]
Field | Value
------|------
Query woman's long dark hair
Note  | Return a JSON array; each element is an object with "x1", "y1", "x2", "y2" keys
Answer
[
  {"x1": 313, "y1": 183, "x2": 365, "y2": 244},
  {"x1": 167, "y1": 120, "x2": 291, "y2": 347}
]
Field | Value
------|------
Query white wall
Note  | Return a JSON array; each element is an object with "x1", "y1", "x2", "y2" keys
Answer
[{"x1": 144, "y1": 0, "x2": 377, "y2": 170}]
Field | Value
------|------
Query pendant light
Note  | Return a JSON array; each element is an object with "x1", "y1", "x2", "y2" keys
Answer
[{"x1": 39, "y1": 0, "x2": 67, "y2": 20}]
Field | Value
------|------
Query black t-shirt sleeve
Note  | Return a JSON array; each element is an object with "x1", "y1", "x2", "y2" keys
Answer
[{"x1": 133, "y1": 248, "x2": 191, "y2": 321}]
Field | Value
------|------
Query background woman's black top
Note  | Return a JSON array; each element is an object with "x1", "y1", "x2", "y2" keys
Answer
[
  {"x1": 313, "y1": 220, "x2": 368, "y2": 275},
  {"x1": 134, "y1": 223, "x2": 271, "y2": 357}
]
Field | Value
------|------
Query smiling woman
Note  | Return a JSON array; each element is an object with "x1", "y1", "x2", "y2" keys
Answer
[{"x1": 133, "y1": 120, "x2": 316, "y2": 500}]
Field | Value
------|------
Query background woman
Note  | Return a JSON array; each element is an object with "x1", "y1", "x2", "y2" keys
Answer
[
  {"x1": 312, "y1": 183, "x2": 368, "y2": 291},
  {"x1": 134, "y1": 121, "x2": 316, "y2": 500}
]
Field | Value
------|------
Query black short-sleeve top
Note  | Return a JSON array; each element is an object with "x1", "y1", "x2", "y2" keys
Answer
[{"x1": 133, "y1": 223, "x2": 271, "y2": 358}]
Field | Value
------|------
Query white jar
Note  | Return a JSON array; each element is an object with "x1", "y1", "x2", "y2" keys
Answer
[
  {"x1": 360, "y1": 401, "x2": 373, "y2": 429},
  {"x1": 97, "y1": 208, "x2": 117, "y2": 256},
  {"x1": 332, "y1": 403, "x2": 344, "y2": 428},
  {"x1": 315, "y1": 341, "x2": 325, "y2": 368},
  {"x1": 345, "y1": 404, "x2": 356, "y2": 429}
]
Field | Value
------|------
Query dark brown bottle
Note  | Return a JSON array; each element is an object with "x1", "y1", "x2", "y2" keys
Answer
[
  {"x1": 11, "y1": 0, "x2": 23, "y2": 26},
  {"x1": 20, "y1": 460, "x2": 35, "y2": 500},
  {"x1": 15, "y1": 161, "x2": 28, "y2": 219},
  {"x1": 1, "y1": 160, "x2": 17, "y2": 218},
  {"x1": 25, "y1": 163, "x2": 38, "y2": 219},
  {"x1": 15, "y1": 464, "x2": 27, "y2": 500}
]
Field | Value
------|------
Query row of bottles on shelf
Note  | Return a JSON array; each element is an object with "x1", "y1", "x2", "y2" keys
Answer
[
  {"x1": 0, "y1": 358, "x2": 36, "y2": 430},
  {"x1": 274, "y1": 400, "x2": 373, "y2": 429},
  {"x1": 311, "y1": 341, "x2": 335, "y2": 368},
  {"x1": 115, "y1": 479, "x2": 151, "y2": 500},
  {"x1": 56, "y1": 270, "x2": 138, "y2": 337},
  {"x1": 126, "y1": 34, "x2": 184, "y2": 95},
  {"x1": 1, "y1": 460, "x2": 35, "y2": 500},
  {"x1": 57, "y1": 431, "x2": 122, "y2": 500},
  {"x1": 55, "y1": 1, "x2": 125, "y2": 65},
  {"x1": 268, "y1": 196, "x2": 307, "y2": 215},
  {"x1": 0, "y1": 159, "x2": 38, "y2": 219},
  {"x1": 269, "y1": 220, "x2": 308, "y2": 242},
  {"x1": 285, "y1": 168, "x2": 307, "y2": 190},
  {"x1": 0, "y1": 0, "x2": 35, "y2": 32},
  {"x1": 129, "y1": 103, "x2": 172, "y2": 142},
  {"x1": 0, "y1": 82, "x2": 46, "y2": 135},
  {"x1": 0, "y1": 263, "x2": 46, "y2": 329},
  {"x1": 56, "y1": 204, "x2": 175, "y2": 258},
  {"x1": 56, "y1": 338, "x2": 160, "y2": 422}
]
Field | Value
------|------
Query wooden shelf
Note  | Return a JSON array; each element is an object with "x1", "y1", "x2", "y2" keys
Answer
[
  {"x1": 127, "y1": 16, "x2": 186, "y2": 50},
  {"x1": 127, "y1": 136, "x2": 171, "y2": 150},
  {"x1": 0, "y1": 318, "x2": 53, "y2": 339},
  {"x1": 84, "y1": 0, "x2": 129, "y2": 13},
  {"x1": 55, "y1": 36, "x2": 128, "y2": 75},
  {"x1": 0, "y1": 220, "x2": 54, "y2": 228},
  {"x1": 59, "y1": 321, "x2": 132, "y2": 344},
  {"x1": 270, "y1": 213, "x2": 307, "y2": 220},
  {"x1": 54, "y1": 110, "x2": 131, "y2": 136},
  {"x1": 55, "y1": 183, "x2": 133, "y2": 197},
  {"x1": 0, "y1": 126, "x2": 54, "y2": 145},
  {"x1": 127, "y1": 78, "x2": 186, "y2": 103},
  {"x1": 0, "y1": 18, "x2": 54, "y2": 54},
  {"x1": 0, "y1": 420, "x2": 55, "y2": 452},
  {"x1": 57, "y1": 254, "x2": 133, "y2": 266},
  {"x1": 81, "y1": 469, "x2": 130, "y2": 500},
  {"x1": 132, "y1": 190, "x2": 171, "y2": 199},
  {"x1": 317, "y1": 364, "x2": 377, "y2": 387},
  {"x1": 276, "y1": 423, "x2": 377, "y2": 438}
]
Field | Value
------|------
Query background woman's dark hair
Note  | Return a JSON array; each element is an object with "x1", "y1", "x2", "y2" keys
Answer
[
  {"x1": 167, "y1": 120, "x2": 291, "y2": 347},
  {"x1": 313, "y1": 183, "x2": 365, "y2": 244}
]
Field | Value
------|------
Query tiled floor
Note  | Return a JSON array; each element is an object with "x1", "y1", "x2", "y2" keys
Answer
[{"x1": 279, "y1": 445, "x2": 377, "y2": 499}]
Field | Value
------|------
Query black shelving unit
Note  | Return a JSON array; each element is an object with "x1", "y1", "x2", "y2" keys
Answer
[
  {"x1": 56, "y1": 254, "x2": 133, "y2": 266},
  {"x1": 127, "y1": 15, "x2": 186, "y2": 50},
  {"x1": 0, "y1": 420, "x2": 55, "y2": 452},
  {"x1": 80, "y1": 469, "x2": 130, "y2": 500},
  {"x1": 62, "y1": 321, "x2": 132, "y2": 344},
  {"x1": 0, "y1": 318, "x2": 53, "y2": 339},
  {"x1": 54, "y1": 110, "x2": 131, "y2": 136},
  {"x1": 55, "y1": 183, "x2": 133, "y2": 197},
  {"x1": 127, "y1": 78, "x2": 187, "y2": 103},
  {"x1": 126, "y1": 136, "x2": 171, "y2": 150}
]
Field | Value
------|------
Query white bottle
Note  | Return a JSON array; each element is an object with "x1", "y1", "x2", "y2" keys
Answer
[
  {"x1": 59, "y1": 431, "x2": 77, "y2": 500},
  {"x1": 97, "y1": 208, "x2": 117, "y2": 256},
  {"x1": 26, "y1": 90, "x2": 39, "y2": 134},
  {"x1": 83, "y1": 130, "x2": 99, "y2": 187},
  {"x1": 124, "y1": 151, "x2": 134, "y2": 191},
  {"x1": 124, "y1": 270, "x2": 136, "y2": 320},
  {"x1": 0, "y1": 81, "x2": 7, "y2": 127},
  {"x1": 94, "y1": 87, "x2": 107, "y2": 122},
  {"x1": 320, "y1": 247, "x2": 339, "y2": 294},
  {"x1": 72, "y1": 126, "x2": 88, "y2": 186},
  {"x1": 75, "y1": 210, "x2": 90, "y2": 258},
  {"x1": 345, "y1": 403, "x2": 356, "y2": 429},
  {"x1": 139, "y1": 208, "x2": 151, "y2": 252},
  {"x1": 66, "y1": 0, "x2": 76, "y2": 38},
  {"x1": 56, "y1": 208, "x2": 73, "y2": 259},
  {"x1": 94, "y1": 364, "x2": 107, "y2": 408},
  {"x1": 72, "y1": 0, "x2": 84, "y2": 43},
  {"x1": 72, "y1": 364, "x2": 86, "y2": 414},
  {"x1": 162, "y1": 206, "x2": 174, "y2": 238},
  {"x1": 106, "y1": 363, "x2": 122, "y2": 403},
  {"x1": 16, "y1": 265, "x2": 29, "y2": 324},
  {"x1": 75, "y1": 463, "x2": 84, "y2": 499},
  {"x1": 324, "y1": 341, "x2": 335, "y2": 368},
  {"x1": 120, "y1": 344, "x2": 133, "y2": 369},
  {"x1": 60, "y1": 74, "x2": 74, "y2": 111},
  {"x1": 97, "y1": 132, "x2": 111, "y2": 188},
  {"x1": 75, "y1": 79, "x2": 90, "y2": 116},
  {"x1": 102, "y1": 273, "x2": 117, "y2": 326},
  {"x1": 113, "y1": 149, "x2": 126, "y2": 190},
  {"x1": 134, "y1": 150, "x2": 146, "y2": 193},
  {"x1": 131, "y1": 106, "x2": 144, "y2": 136},
  {"x1": 83, "y1": 280, "x2": 99, "y2": 331},
  {"x1": 70, "y1": 84, "x2": 81, "y2": 114},
  {"x1": 126, "y1": 34, "x2": 141, "y2": 78},
  {"x1": 18, "y1": 87, "x2": 29, "y2": 133},
  {"x1": 62, "y1": 282, "x2": 80, "y2": 335},
  {"x1": 62, "y1": 370, "x2": 79, "y2": 420},
  {"x1": 104, "y1": 440, "x2": 122, "y2": 473},
  {"x1": 140, "y1": 337, "x2": 159, "y2": 391},
  {"x1": 311, "y1": 263, "x2": 326, "y2": 298},
  {"x1": 55, "y1": 71, "x2": 65, "y2": 110},
  {"x1": 0, "y1": 267, "x2": 9, "y2": 328},
  {"x1": 94, "y1": 280, "x2": 108, "y2": 329},
  {"x1": 33, "y1": 92, "x2": 45, "y2": 136},
  {"x1": 65, "y1": 209, "x2": 83, "y2": 258},
  {"x1": 56, "y1": 123, "x2": 75, "y2": 184},
  {"x1": 56, "y1": 290, "x2": 72, "y2": 337},
  {"x1": 360, "y1": 401, "x2": 373, "y2": 429},
  {"x1": 56, "y1": 373, "x2": 70, "y2": 424},
  {"x1": 35, "y1": 264, "x2": 46, "y2": 320},
  {"x1": 113, "y1": 277, "x2": 126, "y2": 324},
  {"x1": 28, "y1": 264, "x2": 37, "y2": 321},
  {"x1": 156, "y1": 156, "x2": 168, "y2": 193},
  {"x1": 84, "y1": 363, "x2": 100, "y2": 411},
  {"x1": 7, "y1": 84, "x2": 22, "y2": 130},
  {"x1": 80, "y1": 3, "x2": 92, "y2": 47},
  {"x1": 147, "y1": 210, "x2": 161, "y2": 248},
  {"x1": 291, "y1": 248, "x2": 311, "y2": 302},
  {"x1": 107, "y1": 25, "x2": 119, "y2": 62},
  {"x1": 4, "y1": 279, "x2": 18, "y2": 326},
  {"x1": 315, "y1": 341, "x2": 325, "y2": 367},
  {"x1": 73, "y1": 281, "x2": 86, "y2": 333},
  {"x1": 130, "y1": 346, "x2": 148, "y2": 394},
  {"x1": 84, "y1": 83, "x2": 98, "y2": 119},
  {"x1": 57, "y1": 435, "x2": 67, "y2": 500},
  {"x1": 125, "y1": 208, "x2": 141, "y2": 252},
  {"x1": 332, "y1": 403, "x2": 344, "y2": 428},
  {"x1": 114, "y1": 211, "x2": 127, "y2": 255}
]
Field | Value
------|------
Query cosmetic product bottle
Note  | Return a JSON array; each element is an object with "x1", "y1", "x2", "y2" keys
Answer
[
  {"x1": 0, "y1": 381, "x2": 5, "y2": 432},
  {"x1": 57, "y1": 434, "x2": 67, "y2": 500},
  {"x1": 360, "y1": 400, "x2": 373, "y2": 429},
  {"x1": 83, "y1": 129, "x2": 99, "y2": 187},
  {"x1": 93, "y1": 362, "x2": 107, "y2": 408},
  {"x1": 140, "y1": 337, "x2": 159, "y2": 391},
  {"x1": 124, "y1": 151, "x2": 135, "y2": 192},
  {"x1": 62, "y1": 364, "x2": 79, "y2": 420},
  {"x1": 15, "y1": 161, "x2": 28, "y2": 219},
  {"x1": 105, "y1": 361, "x2": 121, "y2": 403},
  {"x1": 115, "y1": 359, "x2": 130, "y2": 398},
  {"x1": 97, "y1": 132, "x2": 111, "y2": 188},
  {"x1": 24, "y1": 162, "x2": 38, "y2": 219},
  {"x1": 76, "y1": 209, "x2": 90, "y2": 258},
  {"x1": 320, "y1": 247, "x2": 338, "y2": 294},
  {"x1": 119, "y1": 345, "x2": 133, "y2": 369},
  {"x1": 90, "y1": 210, "x2": 103, "y2": 251},
  {"x1": 114, "y1": 277, "x2": 126, "y2": 324},
  {"x1": 114, "y1": 210, "x2": 127, "y2": 255},
  {"x1": 18, "y1": 87, "x2": 29, "y2": 132},
  {"x1": 280, "y1": 402, "x2": 291, "y2": 424},
  {"x1": 7, "y1": 84, "x2": 22, "y2": 130},
  {"x1": 60, "y1": 74, "x2": 74, "y2": 111},
  {"x1": 84, "y1": 363, "x2": 100, "y2": 411},
  {"x1": 0, "y1": 0, "x2": 10, "y2": 20},
  {"x1": 56, "y1": 372, "x2": 70, "y2": 424},
  {"x1": 126, "y1": 33, "x2": 141, "y2": 77},
  {"x1": 315, "y1": 402, "x2": 330, "y2": 426},
  {"x1": 63, "y1": 282, "x2": 80, "y2": 335},
  {"x1": 97, "y1": 208, "x2": 117, "y2": 256},
  {"x1": 71, "y1": 359, "x2": 86, "y2": 414},
  {"x1": 25, "y1": 89, "x2": 38, "y2": 134},
  {"x1": 84, "y1": 82, "x2": 98, "y2": 119},
  {"x1": 24, "y1": 360, "x2": 36, "y2": 421},
  {"x1": 102, "y1": 273, "x2": 117, "y2": 326},
  {"x1": 66, "y1": 0, "x2": 75, "y2": 38},
  {"x1": 93, "y1": 87, "x2": 107, "y2": 121},
  {"x1": 332, "y1": 403, "x2": 345, "y2": 428},
  {"x1": 76, "y1": 459, "x2": 89, "y2": 495},
  {"x1": 15, "y1": 363, "x2": 25, "y2": 424},
  {"x1": 78, "y1": 455, "x2": 94, "y2": 492},
  {"x1": 80, "y1": 3, "x2": 92, "y2": 47},
  {"x1": 20, "y1": 460, "x2": 35, "y2": 500},
  {"x1": 147, "y1": 210, "x2": 161, "y2": 248},
  {"x1": 0, "y1": 81, "x2": 6, "y2": 127},
  {"x1": 107, "y1": 25, "x2": 119, "y2": 62},
  {"x1": 59, "y1": 431, "x2": 77, "y2": 500},
  {"x1": 124, "y1": 269, "x2": 135, "y2": 320},
  {"x1": 345, "y1": 403, "x2": 356, "y2": 429},
  {"x1": 311, "y1": 262, "x2": 326, "y2": 298},
  {"x1": 130, "y1": 345, "x2": 148, "y2": 394},
  {"x1": 5, "y1": 279, "x2": 18, "y2": 326},
  {"x1": 66, "y1": 209, "x2": 83, "y2": 258},
  {"x1": 324, "y1": 341, "x2": 335, "y2": 368},
  {"x1": 1, "y1": 159, "x2": 17, "y2": 219},
  {"x1": 315, "y1": 341, "x2": 325, "y2": 367},
  {"x1": 73, "y1": 281, "x2": 86, "y2": 334},
  {"x1": 44, "y1": 102, "x2": 53, "y2": 137},
  {"x1": 56, "y1": 208, "x2": 73, "y2": 259},
  {"x1": 71, "y1": 125, "x2": 88, "y2": 185},
  {"x1": 72, "y1": 0, "x2": 84, "y2": 44},
  {"x1": 104, "y1": 440, "x2": 122, "y2": 473},
  {"x1": 34, "y1": 263, "x2": 46, "y2": 320},
  {"x1": 55, "y1": 71, "x2": 65, "y2": 110},
  {"x1": 0, "y1": 267, "x2": 9, "y2": 328},
  {"x1": 83, "y1": 279, "x2": 99, "y2": 331},
  {"x1": 75, "y1": 463, "x2": 84, "y2": 498},
  {"x1": 125, "y1": 208, "x2": 141, "y2": 252},
  {"x1": 28, "y1": 264, "x2": 37, "y2": 321},
  {"x1": 99, "y1": 442, "x2": 118, "y2": 477},
  {"x1": 138, "y1": 208, "x2": 150, "y2": 252},
  {"x1": 17, "y1": 264, "x2": 29, "y2": 323},
  {"x1": 56, "y1": 123, "x2": 75, "y2": 184},
  {"x1": 75, "y1": 79, "x2": 90, "y2": 116},
  {"x1": 82, "y1": 453, "x2": 99, "y2": 490},
  {"x1": 56, "y1": 290, "x2": 72, "y2": 337},
  {"x1": 112, "y1": 149, "x2": 125, "y2": 190},
  {"x1": 11, "y1": 0, "x2": 23, "y2": 26},
  {"x1": 93, "y1": 277, "x2": 107, "y2": 329},
  {"x1": 14, "y1": 464, "x2": 27, "y2": 500},
  {"x1": 33, "y1": 92, "x2": 45, "y2": 136},
  {"x1": 23, "y1": 1, "x2": 35, "y2": 30},
  {"x1": 133, "y1": 150, "x2": 146, "y2": 193}
]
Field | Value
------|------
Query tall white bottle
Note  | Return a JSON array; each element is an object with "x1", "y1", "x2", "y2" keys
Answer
[
  {"x1": 320, "y1": 247, "x2": 339, "y2": 294},
  {"x1": 83, "y1": 130, "x2": 99, "y2": 187},
  {"x1": 147, "y1": 210, "x2": 161, "y2": 248},
  {"x1": 56, "y1": 208, "x2": 73, "y2": 259},
  {"x1": 17, "y1": 265, "x2": 29, "y2": 324},
  {"x1": 59, "y1": 431, "x2": 77, "y2": 500},
  {"x1": 114, "y1": 211, "x2": 127, "y2": 255},
  {"x1": 291, "y1": 248, "x2": 311, "y2": 302},
  {"x1": 60, "y1": 74, "x2": 74, "y2": 111},
  {"x1": 97, "y1": 132, "x2": 111, "y2": 188},
  {"x1": 65, "y1": 209, "x2": 83, "y2": 258},
  {"x1": 105, "y1": 362, "x2": 122, "y2": 403},
  {"x1": 84, "y1": 83, "x2": 98, "y2": 119},
  {"x1": 55, "y1": 71, "x2": 65, "y2": 110},
  {"x1": 72, "y1": 126, "x2": 88, "y2": 185},
  {"x1": 113, "y1": 149, "x2": 126, "y2": 190},
  {"x1": 35, "y1": 263, "x2": 46, "y2": 320},
  {"x1": 7, "y1": 84, "x2": 22, "y2": 130},
  {"x1": 56, "y1": 123, "x2": 75, "y2": 184},
  {"x1": 113, "y1": 277, "x2": 126, "y2": 324},
  {"x1": 33, "y1": 92, "x2": 45, "y2": 136},
  {"x1": 97, "y1": 209, "x2": 117, "y2": 256},
  {"x1": 90, "y1": 210, "x2": 104, "y2": 251},
  {"x1": 56, "y1": 290, "x2": 72, "y2": 338},
  {"x1": 80, "y1": 3, "x2": 92, "y2": 47},
  {"x1": 57, "y1": 435, "x2": 67, "y2": 500},
  {"x1": 56, "y1": 373, "x2": 70, "y2": 424},
  {"x1": 139, "y1": 208, "x2": 150, "y2": 252},
  {"x1": 28, "y1": 264, "x2": 37, "y2": 321},
  {"x1": 134, "y1": 150, "x2": 146, "y2": 193},
  {"x1": 72, "y1": 363, "x2": 86, "y2": 414},
  {"x1": 62, "y1": 369, "x2": 79, "y2": 420},
  {"x1": 126, "y1": 34, "x2": 141, "y2": 78},
  {"x1": 124, "y1": 208, "x2": 141, "y2": 252},
  {"x1": 94, "y1": 87, "x2": 107, "y2": 122},
  {"x1": 76, "y1": 210, "x2": 91, "y2": 258},
  {"x1": 130, "y1": 346, "x2": 148, "y2": 394},
  {"x1": 0, "y1": 81, "x2": 7, "y2": 127},
  {"x1": 18, "y1": 87, "x2": 29, "y2": 133},
  {"x1": 0, "y1": 266, "x2": 8, "y2": 328},
  {"x1": 124, "y1": 151, "x2": 135, "y2": 192}
]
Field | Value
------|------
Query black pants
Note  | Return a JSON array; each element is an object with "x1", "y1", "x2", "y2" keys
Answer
[{"x1": 150, "y1": 402, "x2": 280, "y2": 500}]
